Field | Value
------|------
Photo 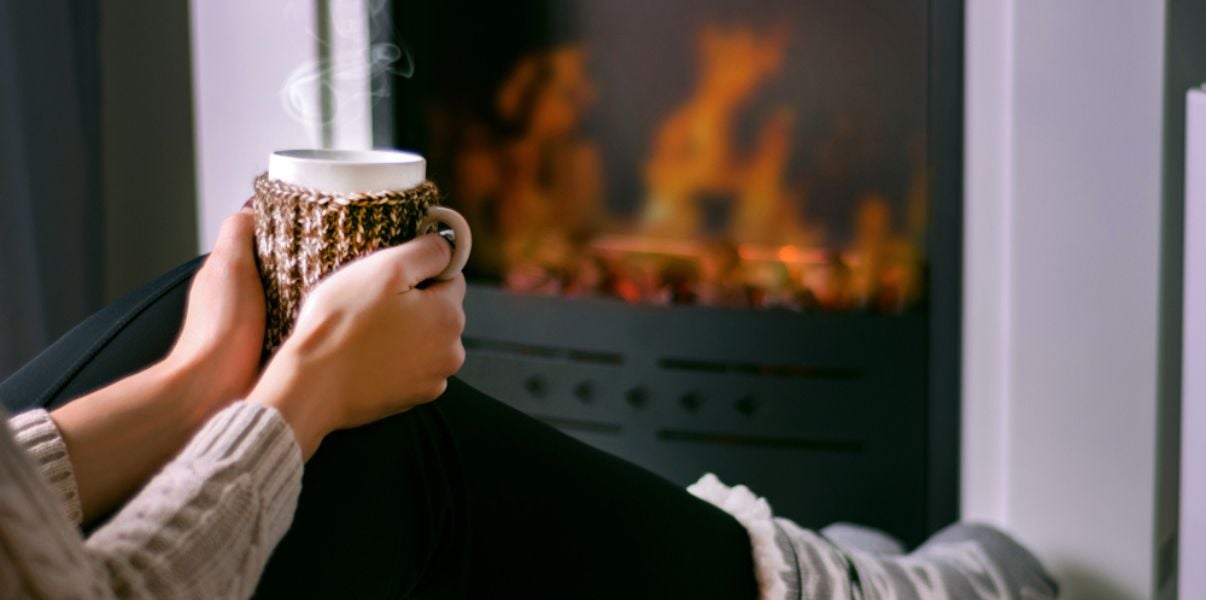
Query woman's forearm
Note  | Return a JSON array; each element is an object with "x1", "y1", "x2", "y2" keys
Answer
[
  {"x1": 50, "y1": 357, "x2": 225, "y2": 523},
  {"x1": 1, "y1": 400, "x2": 302, "y2": 599}
]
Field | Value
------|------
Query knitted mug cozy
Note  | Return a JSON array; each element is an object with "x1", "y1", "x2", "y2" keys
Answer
[{"x1": 252, "y1": 174, "x2": 440, "y2": 355}]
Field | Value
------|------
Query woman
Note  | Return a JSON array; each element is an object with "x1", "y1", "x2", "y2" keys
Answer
[{"x1": 0, "y1": 209, "x2": 1057, "y2": 598}]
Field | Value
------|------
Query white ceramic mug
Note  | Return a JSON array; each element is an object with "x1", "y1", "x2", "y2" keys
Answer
[{"x1": 267, "y1": 148, "x2": 472, "y2": 280}]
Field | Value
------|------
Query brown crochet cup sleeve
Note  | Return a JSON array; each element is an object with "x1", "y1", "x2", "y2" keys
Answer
[{"x1": 251, "y1": 174, "x2": 440, "y2": 355}]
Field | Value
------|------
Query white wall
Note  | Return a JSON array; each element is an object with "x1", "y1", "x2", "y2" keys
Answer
[
  {"x1": 963, "y1": 1, "x2": 1168, "y2": 598},
  {"x1": 190, "y1": 0, "x2": 319, "y2": 249},
  {"x1": 190, "y1": 0, "x2": 375, "y2": 250}
]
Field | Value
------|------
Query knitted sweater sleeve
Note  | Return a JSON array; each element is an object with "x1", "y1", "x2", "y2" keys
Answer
[
  {"x1": 8, "y1": 408, "x2": 86, "y2": 525},
  {"x1": 0, "y1": 401, "x2": 303, "y2": 599}
]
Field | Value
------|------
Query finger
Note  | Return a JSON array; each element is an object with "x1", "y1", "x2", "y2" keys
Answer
[
  {"x1": 374, "y1": 234, "x2": 454, "y2": 291},
  {"x1": 454, "y1": 273, "x2": 466, "y2": 301},
  {"x1": 423, "y1": 272, "x2": 466, "y2": 302},
  {"x1": 422, "y1": 275, "x2": 467, "y2": 332},
  {"x1": 213, "y1": 211, "x2": 256, "y2": 262},
  {"x1": 215, "y1": 212, "x2": 255, "y2": 251}
]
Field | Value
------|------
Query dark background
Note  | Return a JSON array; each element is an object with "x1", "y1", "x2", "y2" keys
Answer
[{"x1": 0, "y1": 0, "x2": 197, "y2": 381}]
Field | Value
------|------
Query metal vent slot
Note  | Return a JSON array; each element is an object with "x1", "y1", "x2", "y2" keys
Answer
[
  {"x1": 533, "y1": 414, "x2": 624, "y2": 435},
  {"x1": 657, "y1": 429, "x2": 863, "y2": 453},
  {"x1": 657, "y1": 357, "x2": 861, "y2": 380},
  {"x1": 464, "y1": 337, "x2": 624, "y2": 365}
]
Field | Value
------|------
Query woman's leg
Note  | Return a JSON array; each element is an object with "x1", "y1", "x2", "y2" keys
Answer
[
  {"x1": 1, "y1": 258, "x2": 758, "y2": 599},
  {"x1": 255, "y1": 380, "x2": 758, "y2": 599},
  {"x1": 440, "y1": 378, "x2": 758, "y2": 598}
]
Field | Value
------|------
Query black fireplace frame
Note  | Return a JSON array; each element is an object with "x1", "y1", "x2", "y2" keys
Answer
[
  {"x1": 373, "y1": 0, "x2": 963, "y2": 544},
  {"x1": 924, "y1": 0, "x2": 964, "y2": 539}
]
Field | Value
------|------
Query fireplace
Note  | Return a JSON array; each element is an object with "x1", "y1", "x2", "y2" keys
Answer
[{"x1": 373, "y1": 0, "x2": 962, "y2": 545}]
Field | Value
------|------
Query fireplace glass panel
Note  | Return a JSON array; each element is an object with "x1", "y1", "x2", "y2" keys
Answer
[{"x1": 384, "y1": 0, "x2": 928, "y2": 313}]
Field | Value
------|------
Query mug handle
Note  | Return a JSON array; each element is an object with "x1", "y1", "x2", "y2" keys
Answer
[{"x1": 417, "y1": 206, "x2": 473, "y2": 281}]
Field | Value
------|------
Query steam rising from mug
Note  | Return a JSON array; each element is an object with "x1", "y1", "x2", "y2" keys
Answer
[
  {"x1": 279, "y1": 0, "x2": 413, "y2": 138},
  {"x1": 279, "y1": 44, "x2": 412, "y2": 130}
]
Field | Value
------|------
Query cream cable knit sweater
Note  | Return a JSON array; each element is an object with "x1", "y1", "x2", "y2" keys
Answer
[{"x1": 0, "y1": 402, "x2": 303, "y2": 599}]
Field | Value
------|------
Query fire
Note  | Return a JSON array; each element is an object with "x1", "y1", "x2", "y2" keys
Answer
[
  {"x1": 641, "y1": 25, "x2": 810, "y2": 246},
  {"x1": 441, "y1": 23, "x2": 924, "y2": 312},
  {"x1": 777, "y1": 245, "x2": 801, "y2": 263}
]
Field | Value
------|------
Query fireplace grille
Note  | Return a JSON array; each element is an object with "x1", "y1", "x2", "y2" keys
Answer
[{"x1": 458, "y1": 286, "x2": 929, "y2": 542}]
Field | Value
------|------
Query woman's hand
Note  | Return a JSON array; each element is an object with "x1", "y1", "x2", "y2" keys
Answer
[
  {"x1": 51, "y1": 208, "x2": 268, "y2": 522},
  {"x1": 248, "y1": 235, "x2": 466, "y2": 458},
  {"x1": 164, "y1": 208, "x2": 266, "y2": 413}
]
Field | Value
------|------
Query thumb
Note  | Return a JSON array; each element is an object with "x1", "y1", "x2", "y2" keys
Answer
[
  {"x1": 213, "y1": 211, "x2": 256, "y2": 262},
  {"x1": 371, "y1": 234, "x2": 454, "y2": 291}
]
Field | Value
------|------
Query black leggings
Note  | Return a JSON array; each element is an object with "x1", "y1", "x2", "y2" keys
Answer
[{"x1": 0, "y1": 258, "x2": 758, "y2": 599}]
